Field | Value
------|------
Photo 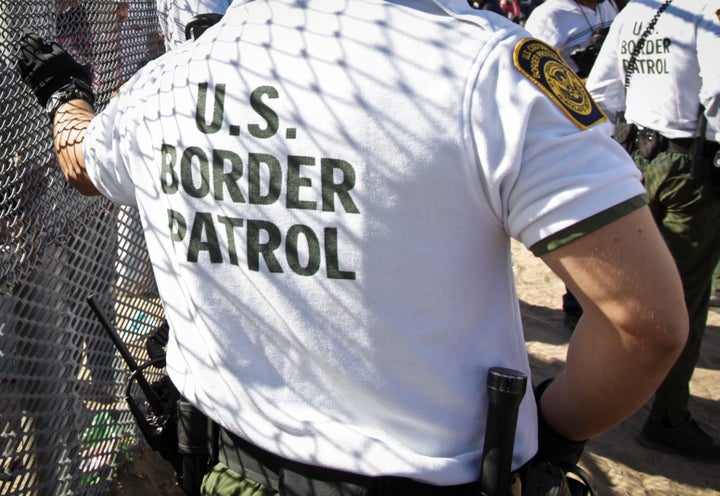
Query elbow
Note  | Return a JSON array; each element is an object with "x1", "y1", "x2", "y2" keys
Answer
[
  {"x1": 652, "y1": 316, "x2": 688, "y2": 360},
  {"x1": 75, "y1": 183, "x2": 103, "y2": 196},
  {"x1": 629, "y1": 302, "x2": 688, "y2": 365},
  {"x1": 65, "y1": 171, "x2": 102, "y2": 196}
]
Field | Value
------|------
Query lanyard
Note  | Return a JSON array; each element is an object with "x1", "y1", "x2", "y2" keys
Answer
[{"x1": 623, "y1": 0, "x2": 673, "y2": 91}]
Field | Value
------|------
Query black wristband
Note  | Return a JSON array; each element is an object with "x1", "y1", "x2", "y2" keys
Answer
[
  {"x1": 45, "y1": 78, "x2": 95, "y2": 121},
  {"x1": 534, "y1": 378, "x2": 587, "y2": 466}
]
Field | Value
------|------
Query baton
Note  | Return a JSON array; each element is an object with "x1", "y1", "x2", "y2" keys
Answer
[{"x1": 479, "y1": 367, "x2": 527, "y2": 496}]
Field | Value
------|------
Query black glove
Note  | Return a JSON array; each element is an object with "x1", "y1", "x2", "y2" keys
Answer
[
  {"x1": 146, "y1": 320, "x2": 170, "y2": 369},
  {"x1": 534, "y1": 378, "x2": 587, "y2": 466},
  {"x1": 16, "y1": 31, "x2": 94, "y2": 111},
  {"x1": 521, "y1": 379, "x2": 596, "y2": 496}
]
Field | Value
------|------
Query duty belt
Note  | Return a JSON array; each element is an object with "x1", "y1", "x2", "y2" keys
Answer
[
  {"x1": 216, "y1": 427, "x2": 479, "y2": 496},
  {"x1": 639, "y1": 129, "x2": 719, "y2": 156}
]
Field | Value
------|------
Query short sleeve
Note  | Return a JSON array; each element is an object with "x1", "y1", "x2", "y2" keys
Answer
[
  {"x1": 83, "y1": 92, "x2": 138, "y2": 206},
  {"x1": 469, "y1": 37, "x2": 646, "y2": 251},
  {"x1": 697, "y1": 2, "x2": 720, "y2": 141},
  {"x1": 586, "y1": 15, "x2": 627, "y2": 119}
]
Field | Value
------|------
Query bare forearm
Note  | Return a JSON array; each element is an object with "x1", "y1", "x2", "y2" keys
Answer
[
  {"x1": 52, "y1": 99, "x2": 101, "y2": 196},
  {"x1": 541, "y1": 312, "x2": 684, "y2": 441},
  {"x1": 540, "y1": 206, "x2": 688, "y2": 441}
]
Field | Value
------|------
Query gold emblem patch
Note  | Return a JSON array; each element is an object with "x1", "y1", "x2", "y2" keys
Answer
[{"x1": 514, "y1": 38, "x2": 606, "y2": 129}]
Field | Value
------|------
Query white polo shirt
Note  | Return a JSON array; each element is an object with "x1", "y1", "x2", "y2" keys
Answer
[
  {"x1": 587, "y1": 0, "x2": 720, "y2": 140},
  {"x1": 84, "y1": 0, "x2": 645, "y2": 485},
  {"x1": 524, "y1": 0, "x2": 619, "y2": 73}
]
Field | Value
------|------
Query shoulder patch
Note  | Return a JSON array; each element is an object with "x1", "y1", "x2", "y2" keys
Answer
[{"x1": 514, "y1": 38, "x2": 606, "y2": 129}]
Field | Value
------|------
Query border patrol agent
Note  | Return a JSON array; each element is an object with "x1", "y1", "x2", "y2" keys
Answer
[
  {"x1": 17, "y1": 0, "x2": 688, "y2": 493},
  {"x1": 587, "y1": 0, "x2": 720, "y2": 462},
  {"x1": 524, "y1": 0, "x2": 619, "y2": 78}
]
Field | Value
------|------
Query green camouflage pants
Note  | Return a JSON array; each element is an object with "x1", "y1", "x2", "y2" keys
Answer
[
  {"x1": 712, "y1": 261, "x2": 720, "y2": 298},
  {"x1": 633, "y1": 148, "x2": 720, "y2": 425},
  {"x1": 202, "y1": 463, "x2": 278, "y2": 496},
  {"x1": 200, "y1": 461, "x2": 483, "y2": 495}
]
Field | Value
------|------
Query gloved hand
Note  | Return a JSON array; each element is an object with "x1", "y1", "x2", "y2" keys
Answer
[
  {"x1": 146, "y1": 320, "x2": 170, "y2": 369},
  {"x1": 534, "y1": 379, "x2": 587, "y2": 466},
  {"x1": 521, "y1": 379, "x2": 596, "y2": 496},
  {"x1": 16, "y1": 30, "x2": 93, "y2": 110}
]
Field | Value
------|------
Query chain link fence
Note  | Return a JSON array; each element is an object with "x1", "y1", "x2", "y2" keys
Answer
[{"x1": 1, "y1": 1, "x2": 169, "y2": 494}]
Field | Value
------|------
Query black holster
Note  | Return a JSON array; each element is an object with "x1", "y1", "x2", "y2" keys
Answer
[
  {"x1": 636, "y1": 128, "x2": 662, "y2": 160},
  {"x1": 613, "y1": 111, "x2": 637, "y2": 154}
]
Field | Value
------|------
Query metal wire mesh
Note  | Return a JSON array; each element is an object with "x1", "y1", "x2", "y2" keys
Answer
[{"x1": 1, "y1": 2, "x2": 167, "y2": 494}]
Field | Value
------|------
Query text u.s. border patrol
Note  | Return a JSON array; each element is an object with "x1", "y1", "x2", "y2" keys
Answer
[{"x1": 160, "y1": 83, "x2": 358, "y2": 280}]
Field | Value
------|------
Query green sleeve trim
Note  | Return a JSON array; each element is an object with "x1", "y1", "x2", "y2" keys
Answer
[{"x1": 529, "y1": 194, "x2": 648, "y2": 256}]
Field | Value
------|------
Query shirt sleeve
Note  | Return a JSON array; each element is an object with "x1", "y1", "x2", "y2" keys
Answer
[
  {"x1": 697, "y1": 1, "x2": 720, "y2": 141},
  {"x1": 83, "y1": 91, "x2": 138, "y2": 206},
  {"x1": 524, "y1": 8, "x2": 562, "y2": 47},
  {"x1": 586, "y1": 15, "x2": 627, "y2": 121},
  {"x1": 470, "y1": 35, "x2": 646, "y2": 252},
  {"x1": 522, "y1": 9, "x2": 580, "y2": 73}
]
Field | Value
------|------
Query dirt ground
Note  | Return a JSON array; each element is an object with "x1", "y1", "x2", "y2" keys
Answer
[{"x1": 109, "y1": 240, "x2": 720, "y2": 495}]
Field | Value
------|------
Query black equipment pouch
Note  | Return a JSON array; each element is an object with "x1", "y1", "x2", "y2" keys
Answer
[
  {"x1": 613, "y1": 111, "x2": 637, "y2": 153},
  {"x1": 710, "y1": 148, "x2": 720, "y2": 197},
  {"x1": 637, "y1": 128, "x2": 662, "y2": 160}
]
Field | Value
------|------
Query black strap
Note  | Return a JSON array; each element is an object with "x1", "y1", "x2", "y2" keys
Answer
[
  {"x1": 215, "y1": 427, "x2": 479, "y2": 496},
  {"x1": 624, "y1": 0, "x2": 673, "y2": 91},
  {"x1": 690, "y1": 108, "x2": 708, "y2": 178}
]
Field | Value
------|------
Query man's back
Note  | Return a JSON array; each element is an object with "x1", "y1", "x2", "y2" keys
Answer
[
  {"x1": 6, "y1": 0, "x2": 684, "y2": 491},
  {"x1": 81, "y1": 0, "x2": 654, "y2": 484}
]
